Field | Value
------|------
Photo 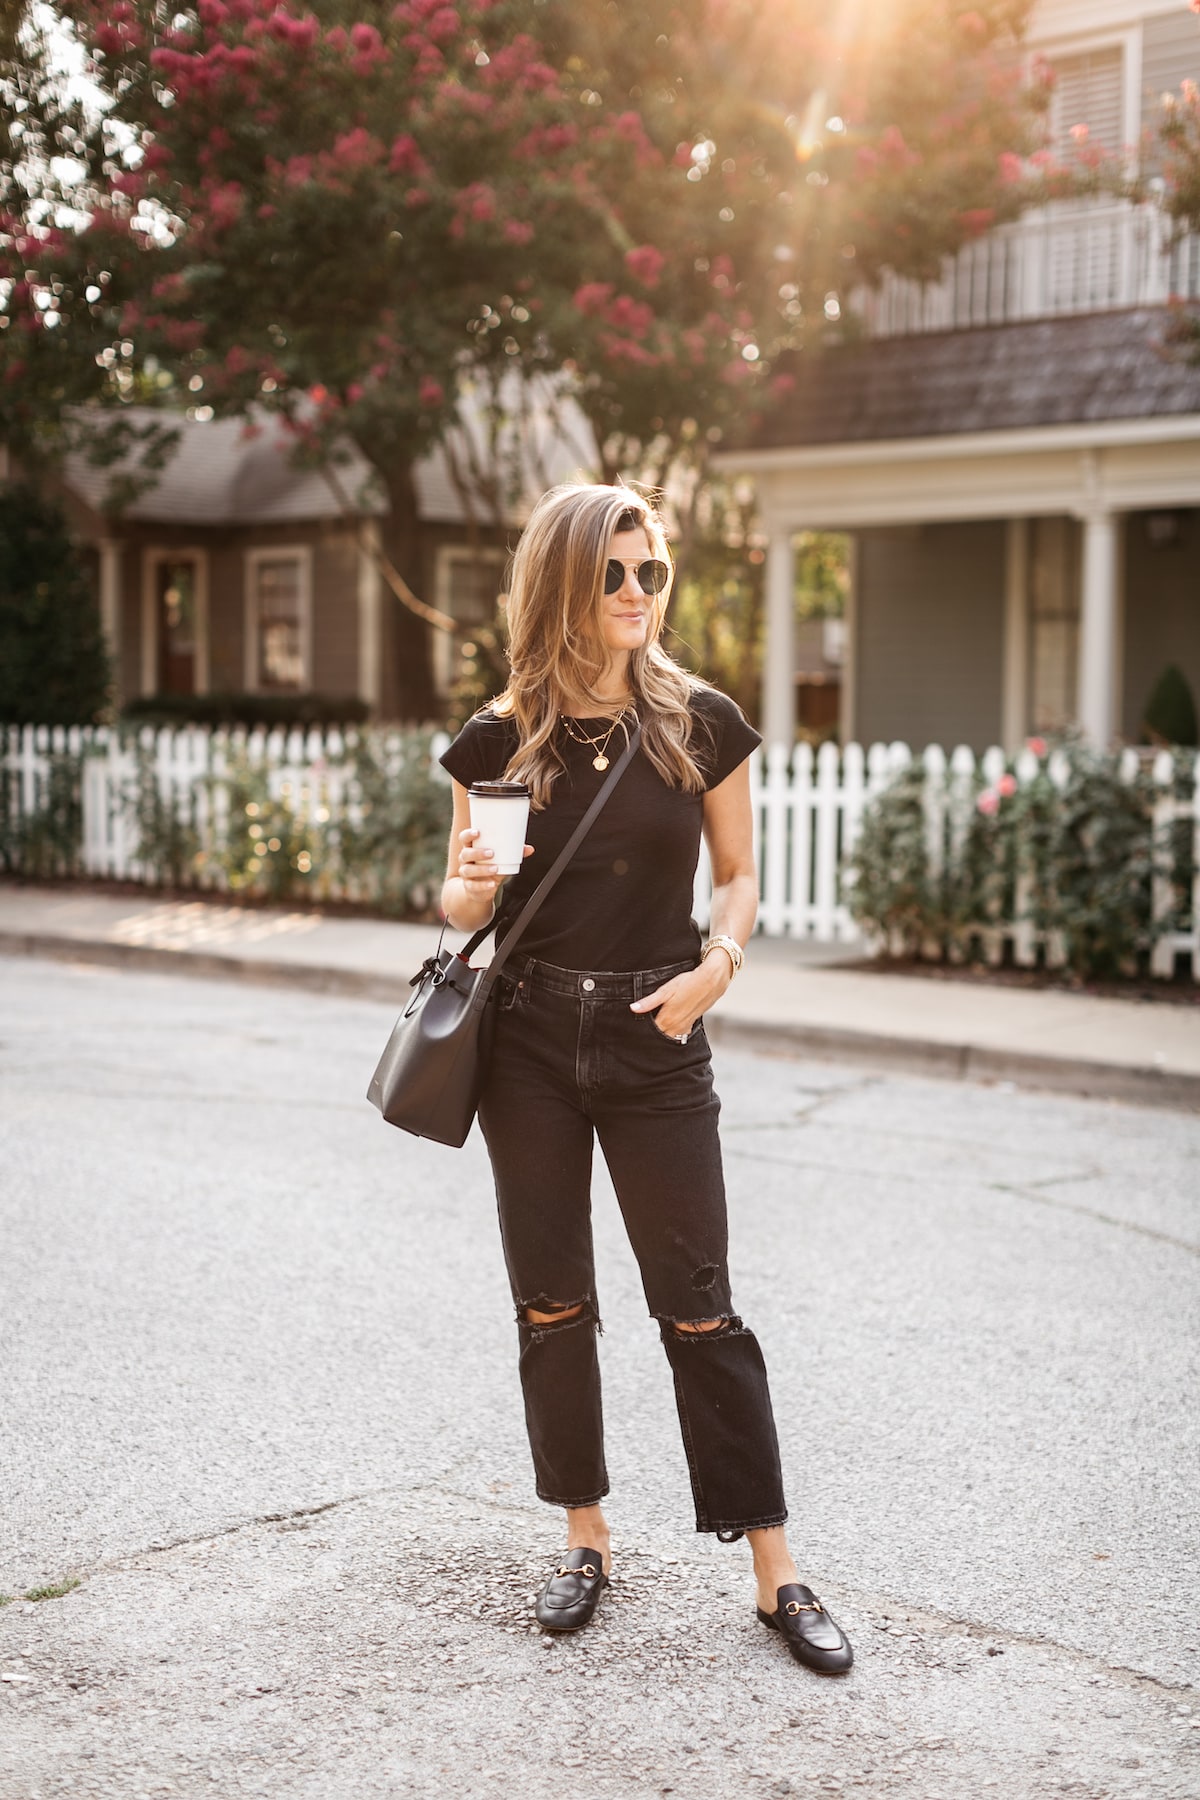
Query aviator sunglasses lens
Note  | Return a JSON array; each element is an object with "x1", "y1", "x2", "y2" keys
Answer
[{"x1": 603, "y1": 559, "x2": 669, "y2": 595}]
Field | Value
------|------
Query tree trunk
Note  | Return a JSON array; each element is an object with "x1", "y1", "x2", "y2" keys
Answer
[{"x1": 380, "y1": 460, "x2": 437, "y2": 722}]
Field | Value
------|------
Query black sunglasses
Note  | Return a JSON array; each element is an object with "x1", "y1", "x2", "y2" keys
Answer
[{"x1": 603, "y1": 558, "x2": 669, "y2": 596}]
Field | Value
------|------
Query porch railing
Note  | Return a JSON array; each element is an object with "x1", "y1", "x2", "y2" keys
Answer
[{"x1": 851, "y1": 199, "x2": 1200, "y2": 337}]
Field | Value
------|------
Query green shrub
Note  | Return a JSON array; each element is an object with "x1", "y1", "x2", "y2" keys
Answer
[
  {"x1": 0, "y1": 484, "x2": 111, "y2": 726},
  {"x1": 121, "y1": 692, "x2": 370, "y2": 729},
  {"x1": 196, "y1": 750, "x2": 323, "y2": 900},
  {"x1": 848, "y1": 743, "x2": 1182, "y2": 980},
  {"x1": 113, "y1": 727, "x2": 451, "y2": 913},
  {"x1": 334, "y1": 729, "x2": 452, "y2": 915},
  {"x1": 1142, "y1": 664, "x2": 1198, "y2": 748},
  {"x1": 0, "y1": 736, "x2": 86, "y2": 877}
]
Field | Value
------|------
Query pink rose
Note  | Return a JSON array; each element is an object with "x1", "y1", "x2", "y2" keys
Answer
[
  {"x1": 1026, "y1": 736, "x2": 1047, "y2": 756},
  {"x1": 976, "y1": 790, "x2": 999, "y2": 816},
  {"x1": 997, "y1": 773, "x2": 1017, "y2": 797}
]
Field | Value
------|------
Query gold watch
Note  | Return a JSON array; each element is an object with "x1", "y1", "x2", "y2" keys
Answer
[{"x1": 702, "y1": 934, "x2": 744, "y2": 978}]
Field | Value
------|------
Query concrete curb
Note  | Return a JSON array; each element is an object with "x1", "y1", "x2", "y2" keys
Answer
[
  {"x1": 6, "y1": 928, "x2": 1198, "y2": 1113},
  {"x1": 706, "y1": 1016, "x2": 1200, "y2": 1111},
  {"x1": 0, "y1": 930, "x2": 415, "y2": 1005}
]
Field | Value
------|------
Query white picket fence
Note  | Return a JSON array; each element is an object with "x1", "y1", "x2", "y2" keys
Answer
[
  {"x1": 693, "y1": 739, "x2": 1199, "y2": 977},
  {"x1": 3, "y1": 724, "x2": 1198, "y2": 975}
]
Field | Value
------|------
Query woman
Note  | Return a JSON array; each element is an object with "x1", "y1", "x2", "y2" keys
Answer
[{"x1": 439, "y1": 483, "x2": 852, "y2": 1674}]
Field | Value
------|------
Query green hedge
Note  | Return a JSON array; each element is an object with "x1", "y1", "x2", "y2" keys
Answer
[
  {"x1": 846, "y1": 741, "x2": 1195, "y2": 981},
  {"x1": 121, "y1": 692, "x2": 371, "y2": 728}
]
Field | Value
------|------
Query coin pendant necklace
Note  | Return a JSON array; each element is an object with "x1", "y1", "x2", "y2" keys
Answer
[{"x1": 559, "y1": 705, "x2": 631, "y2": 772}]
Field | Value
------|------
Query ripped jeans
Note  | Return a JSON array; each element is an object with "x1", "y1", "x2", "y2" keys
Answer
[{"x1": 476, "y1": 955, "x2": 788, "y2": 1540}]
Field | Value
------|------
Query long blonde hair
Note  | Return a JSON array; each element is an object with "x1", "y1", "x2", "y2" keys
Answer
[{"x1": 492, "y1": 483, "x2": 709, "y2": 806}]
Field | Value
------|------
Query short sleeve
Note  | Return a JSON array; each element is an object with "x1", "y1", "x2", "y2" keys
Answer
[
  {"x1": 439, "y1": 710, "x2": 517, "y2": 788},
  {"x1": 691, "y1": 687, "x2": 762, "y2": 790}
]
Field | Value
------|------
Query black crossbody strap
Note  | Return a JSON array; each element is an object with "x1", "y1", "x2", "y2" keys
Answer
[{"x1": 458, "y1": 721, "x2": 642, "y2": 1003}]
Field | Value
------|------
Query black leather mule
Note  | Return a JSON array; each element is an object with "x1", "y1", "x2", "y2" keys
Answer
[
  {"x1": 757, "y1": 1583, "x2": 853, "y2": 1674},
  {"x1": 533, "y1": 1547, "x2": 609, "y2": 1632}
]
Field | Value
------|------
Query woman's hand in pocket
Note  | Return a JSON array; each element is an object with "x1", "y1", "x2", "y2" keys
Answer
[{"x1": 629, "y1": 959, "x2": 730, "y2": 1039}]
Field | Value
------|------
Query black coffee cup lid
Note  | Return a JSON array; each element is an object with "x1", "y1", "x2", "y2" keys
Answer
[{"x1": 469, "y1": 780, "x2": 530, "y2": 797}]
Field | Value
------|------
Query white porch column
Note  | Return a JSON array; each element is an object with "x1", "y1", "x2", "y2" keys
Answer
[
  {"x1": 1077, "y1": 504, "x2": 1119, "y2": 747},
  {"x1": 1001, "y1": 518, "x2": 1029, "y2": 753},
  {"x1": 762, "y1": 527, "x2": 796, "y2": 750},
  {"x1": 98, "y1": 539, "x2": 121, "y2": 663},
  {"x1": 357, "y1": 519, "x2": 383, "y2": 714}
]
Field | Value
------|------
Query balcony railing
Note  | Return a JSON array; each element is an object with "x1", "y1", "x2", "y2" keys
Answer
[{"x1": 851, "y1": 199, "x2": 1200, "y2": 337}]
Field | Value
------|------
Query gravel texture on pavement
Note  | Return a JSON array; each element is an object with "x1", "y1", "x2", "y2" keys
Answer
[{"x1": 1, "y1": 955, "x2": 1197, "y2": 1800}]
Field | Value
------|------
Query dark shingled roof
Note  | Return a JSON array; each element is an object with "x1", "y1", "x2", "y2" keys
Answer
[{"x1": 745, "y1": 308, "x2": 1200, "y2": 450}]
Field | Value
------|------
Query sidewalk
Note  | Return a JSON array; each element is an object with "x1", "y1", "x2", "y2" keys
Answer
[{"x1": 2, "y1": 880, "x2": 1198, "y2": 1109}]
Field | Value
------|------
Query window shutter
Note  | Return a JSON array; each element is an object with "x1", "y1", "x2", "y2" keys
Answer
[{"x1": 1050, "y1": 47, "x2": 1124, "y2": 154}]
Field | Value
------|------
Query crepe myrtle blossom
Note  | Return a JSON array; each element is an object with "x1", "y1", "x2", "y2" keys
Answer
[{"x1": 625, "y1": 244, "x2": 666, "y2": 287}]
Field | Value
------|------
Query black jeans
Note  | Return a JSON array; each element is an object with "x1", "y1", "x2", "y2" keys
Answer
[{"x1": 477, "y1": 954, "x2": 788, "y2": 1539}]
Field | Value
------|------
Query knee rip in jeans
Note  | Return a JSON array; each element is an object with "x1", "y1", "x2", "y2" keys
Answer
[
  {"x1": 518, "y1": 1295, "x2": 603, "y2": 1339},
  {"x1": 660, "y1": 1312, "x2": 744, "y2": 1341}
]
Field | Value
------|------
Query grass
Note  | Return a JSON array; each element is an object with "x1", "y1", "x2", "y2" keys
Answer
[{"x1": 0, "y1": 1577, "x2": 82, "y2": 1605}]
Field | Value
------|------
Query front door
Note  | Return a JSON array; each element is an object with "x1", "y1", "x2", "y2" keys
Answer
[{"x1": 156, "y1": 558, "x2": 198, "y2": 695}]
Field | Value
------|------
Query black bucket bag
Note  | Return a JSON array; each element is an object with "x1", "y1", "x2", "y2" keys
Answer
[{"x1": 367, "y1": 724, "x2": 642, "y2": 1147}]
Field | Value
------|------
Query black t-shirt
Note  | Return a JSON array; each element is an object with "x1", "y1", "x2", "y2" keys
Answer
[{"x1": 439, "y1": 686, "x2": 761, "y2": 971}]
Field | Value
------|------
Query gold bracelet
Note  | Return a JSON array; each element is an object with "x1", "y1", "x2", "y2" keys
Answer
[{"x1": 702, "y1": 934, "x2": 744, "y2": 978}]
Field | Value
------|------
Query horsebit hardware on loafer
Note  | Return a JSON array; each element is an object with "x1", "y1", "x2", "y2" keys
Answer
[
  {"x1": 534, "y1": 1547, "x2": 609, "y2": 1633},
  {"x1": 785, "y1": 1598, "x2": 823, "y2": 1615}
]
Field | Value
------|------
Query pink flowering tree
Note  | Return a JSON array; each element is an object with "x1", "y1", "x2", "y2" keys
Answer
[
  {"x1": 1152, "y1": 50, "x2": 1200, "y2": 353},
  {"x1": 3, "y1": 1, "x2": 603, "y2": 710},
  {"x1": 532, "y1": 0, "x2": 1053, "y2": 485},
  {"x1": 3, "y1": 0, "x2": 1055, "y2": 714}
]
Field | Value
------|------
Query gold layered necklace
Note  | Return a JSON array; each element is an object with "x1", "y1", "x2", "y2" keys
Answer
[{"x1": 559, "y1": 705, "x2": 634, "y2": 772}]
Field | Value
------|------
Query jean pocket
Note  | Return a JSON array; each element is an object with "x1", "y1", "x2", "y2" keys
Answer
[
  {"x1": 642, "y1": 1010, "x2": 704, "y2": 1045},
  {"x1": 497, "y1": 975, "x2": 530, "y2": 1013}
]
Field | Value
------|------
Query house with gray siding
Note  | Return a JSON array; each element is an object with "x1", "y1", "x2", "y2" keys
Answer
[
  {"x1": 43, "y1": 377, "x2": 593, "y2": 721},
  {"x1": 722, "y1": 0, "x2": 1200, "y2": 752}
]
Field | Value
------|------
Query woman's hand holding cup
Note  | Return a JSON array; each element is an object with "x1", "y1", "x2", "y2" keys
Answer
[{"x1": 457, "y1": 826, "x2": 532, "y2": 901}]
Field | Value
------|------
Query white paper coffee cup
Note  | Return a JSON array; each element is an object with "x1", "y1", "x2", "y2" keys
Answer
[{"x1": 468, "y1": 781, "x2": 531, "y2": 876}]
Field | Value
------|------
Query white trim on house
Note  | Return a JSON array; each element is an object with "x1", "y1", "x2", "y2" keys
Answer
[
  {"x1": 1002, "y1": 519, "x2": 1031, "y2": 753},
  {"x1": 839, "y1": 536, "x2": 859, "y2": 748},
  {"x1": 140, "y1": 546, "x2": 210, "y2": 696},
  {"x1": 243, "y1": 544, "x2": 313, "y2": 692},
  {"x1": 724, "y1": 412, "x2": 1200, "y2": 480},
  {"x1": 356, "y1": 520, "x2": 383, "y2": 711},
  {"x1": 1030, "y1": 24, "x2": 1141, "y2": 159},
  {"x1": 736, "y1": 433, "x2": 1200, "y2": 750},
  {"x1": 735, "y1": 433, "x2": 1200, "y2": 536},
  {"x1": 98, "y1": 540, "x2": 121, "y2": 666},
  {"x1": 762, "y1": 530, "x2": 797, "y2": 750},
  {"x1": 1032, "y1": 0, "x2": 1178, "y2": 44}
]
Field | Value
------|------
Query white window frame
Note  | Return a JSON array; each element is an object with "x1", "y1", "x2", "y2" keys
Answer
[
  {"x1": 1029, "y1": 23, "x2": 1142, "y2": 170},
  {"x1": 433, "y1": 544, "x2": 507, "y2": 694},
  {"x1": 140, "y1": 546, "x2": 210, "y2": 696},
  {"x1": 243, "y1": 544, "x2": 313, "y2": 692}
]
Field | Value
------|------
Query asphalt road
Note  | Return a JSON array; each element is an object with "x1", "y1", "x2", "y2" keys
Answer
[{"x1": 1, "y1": 955, "x2": 1197, "y2": 1800}]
